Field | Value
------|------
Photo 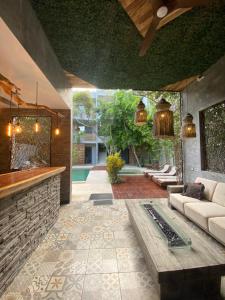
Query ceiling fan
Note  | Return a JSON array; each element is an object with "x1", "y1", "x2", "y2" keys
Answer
[{"x1": 139, "y1": 0, "x2": 211, "y2": 56}]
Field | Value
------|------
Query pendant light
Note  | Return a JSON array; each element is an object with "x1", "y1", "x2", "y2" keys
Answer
[
  {"x1": 34, "y1": 82, "x2": 40, "y2": 133},
  {"x1": 153, "y1": 98, "x2": 174, "y2": 139},
  {"x1": 181, "y1": 113, "x2": 196, "y2": 138},
  {"x1": 55, "y1": 113, "x2": 60, "y2": 136},
  {"x1": 181, "y1": 89, "x2": 196, "y2": 138},
  {"x1": 135, "y1": 98, "x2": 147, "y2": 126},
  {"x1": 15, "y1": 90, "x2": 22, "y2": 134},
  {"x1": 6, "y1": 91, "x2": 13, "y2": 137}
]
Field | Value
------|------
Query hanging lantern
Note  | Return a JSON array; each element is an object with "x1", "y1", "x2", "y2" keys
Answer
[
  {"x1": 181, "y1": 113, "x2": 196, "y2": 138},
  {"x1": 135, "y1": 99, "x2": 147, "y2": 126},
  {"x1": 153, "y1": 98, "x2": 174, "y2": 139}
]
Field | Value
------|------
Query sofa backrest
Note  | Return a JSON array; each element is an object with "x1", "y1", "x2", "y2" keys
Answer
[
  {"x1": 212, "y1": 182, "x2": 225, "y2": 207},
  {"x1": 195, "y1": 177, "x2": 217, "y2": 201}
]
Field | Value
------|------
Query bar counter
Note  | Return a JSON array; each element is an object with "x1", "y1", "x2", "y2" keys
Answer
[
  {"x1": 0, "y1": 167, "x2": 66, "y2": 199},
  {"x1": 0, "y1": 166, "x2": 66, "y2": 296}
]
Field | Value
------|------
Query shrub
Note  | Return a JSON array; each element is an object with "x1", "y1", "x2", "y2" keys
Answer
[{"x1": 106, "y1": 152, "x2": 125, "y2": 184}]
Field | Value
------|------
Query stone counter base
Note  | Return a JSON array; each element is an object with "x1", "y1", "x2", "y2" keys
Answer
[{"x1": 0, "y1": 175, "x2": 61, "y2": 297}]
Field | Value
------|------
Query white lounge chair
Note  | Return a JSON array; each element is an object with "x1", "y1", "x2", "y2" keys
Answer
[
  {"x1": 151, "y1": 167, "x2": 177, "y2": 179},
  {"x1": 144, "y1": 164, "x2": 170, "y2": 176}
]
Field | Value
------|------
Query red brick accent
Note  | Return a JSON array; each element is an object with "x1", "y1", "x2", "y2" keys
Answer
[
  {"x1": 73, "y1": 144, "x2": 85, "y2": 165},
  {"x1": 112, "y1": 175, "x2": 168, "y2": 199}
]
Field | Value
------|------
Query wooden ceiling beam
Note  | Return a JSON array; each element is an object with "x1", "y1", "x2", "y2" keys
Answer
[
  {"x1": 157, "y1": 7, "x2": 191, "y2": 29},
  {"x1": 161, "y1": 75, "x2": 199, "y2": 91},
  {"x1": 0, "y1": 74, "x2": 64, "y2": 118},
  {"x1": 125, "y1": 0, "x2": 146, "y2": 13}
]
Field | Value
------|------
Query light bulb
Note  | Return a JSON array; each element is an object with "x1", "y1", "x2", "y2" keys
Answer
[
  {"x1": 187, "y1": 127, "x2": 192, "y2": 131},
  {"x1": 161, "y1": 113, "x2": 165, "y2": 119},
  {"x1": 55, "y1": 128, "x2": 60, "y2": 136},
  {"x1": 7, "y1": 121, "x2": 13, "y2": 137},
  {"x1": 157, "y1": 6, "x2": 168, "y2": 18},
  {"x1": 34, "y1": 120, "x2": 40, "y2": 133},
  {"x1": 15, "y1": 122, "x2": 22, "y2": 134}
]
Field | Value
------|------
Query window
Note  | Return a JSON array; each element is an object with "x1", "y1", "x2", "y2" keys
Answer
[{"x1": 200, "y1": 101, "x2": 225, "y2": 173}]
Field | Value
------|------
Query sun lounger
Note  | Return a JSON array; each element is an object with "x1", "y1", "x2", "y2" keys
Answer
[
  {"x1": 148, "y1": 166, "x2": 176, "y2": 178},
  {"x1": 153, "y1": 177, "x2": 179, "y2": 187},
  {"x1": 144, "y1": 164, "x2": 170, "y2": 176}
]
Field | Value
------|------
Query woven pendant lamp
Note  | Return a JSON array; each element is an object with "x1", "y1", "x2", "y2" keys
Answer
[
  {"x1": 134, "y1": 99, "x2": 148, "y2": 126},
  {"x1": 153, "y1": 98, "x2": 174, "y2": 139},
  {"x1": 181, "y1": 113, "x2": 196, "y2": 138}
]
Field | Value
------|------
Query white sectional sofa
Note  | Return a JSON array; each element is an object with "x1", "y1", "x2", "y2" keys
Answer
[{"x1": 169, "y1": 177, "x2": 225, "y2": 246}]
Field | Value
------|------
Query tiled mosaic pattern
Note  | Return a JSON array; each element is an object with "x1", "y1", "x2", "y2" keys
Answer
[
  {"x1": 1, "y1": 199, "x2": 225, "y2": 300},
  {"x1": 1, "y1": 200, "x2": 158, "y2": 300}
]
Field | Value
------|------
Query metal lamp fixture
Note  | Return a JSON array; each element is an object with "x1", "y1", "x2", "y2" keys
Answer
[
  {"x1": 15, "y1": 91, "x2": 22, "y2": 134},
  {"x1": 181, "y1": 89, "x2": 196, "y2": 138},
  {"x1": 181, "y1": 113, "x2": 196, "y2": 138},
  {"x1": 153, "y1": 98, "x2": 174, "y2": 139},
  {"x1": 135, "y1": 99, "x2": 148, "y2": 126},
  {"x1": 34, "y1": 82, "x2": 40, "y2": 133}
]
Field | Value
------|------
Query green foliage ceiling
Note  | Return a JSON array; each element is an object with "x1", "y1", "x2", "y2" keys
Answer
[{"x1": 31, "y1": 0, "x2": 225, "y2": 90}]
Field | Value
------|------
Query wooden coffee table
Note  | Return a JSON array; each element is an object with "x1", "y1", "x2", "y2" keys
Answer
[{"x1": 126, "y1": 199, "x2": 225, "y2": 300}]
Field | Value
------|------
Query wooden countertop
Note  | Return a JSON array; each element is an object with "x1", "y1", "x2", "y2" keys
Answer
[{"x1": 0, "y1": 167, "x2": 66, "y2": 200}]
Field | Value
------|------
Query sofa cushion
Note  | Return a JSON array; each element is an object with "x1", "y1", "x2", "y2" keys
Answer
[
  {"x1": 208, "y1": 217, "x2": 225, "y2": 245},
  {"x1": 184, "y1": 202, "x2": 225, "y2": 230},
  {"x1": 182, "y1": 183, "x2": 205, "y2": 199},
  {"x1": 169, "y1": 193, "x2": 199, "y2": 213},
  {"x1": 212, "y1": 182, "x2": 225, "y2": 207},
  {"x1": 195, "y1": 177, "x2": 217, "y2": 201}
]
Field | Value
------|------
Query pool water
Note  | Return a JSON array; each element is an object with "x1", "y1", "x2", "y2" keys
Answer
[{"x1": 72, "y1": 169, "x2": 90, "y2": 181}]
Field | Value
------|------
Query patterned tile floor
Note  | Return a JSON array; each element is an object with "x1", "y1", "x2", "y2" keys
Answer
[
  {"x1": 1, "y1": 197, "x2": 225, "y2": 299},
  {"x1": 1, "y1": 199, "x2": 159, "y2": 300},
  {"x1": 112, "y1": 176, "x2": 168, "y2": 199}
]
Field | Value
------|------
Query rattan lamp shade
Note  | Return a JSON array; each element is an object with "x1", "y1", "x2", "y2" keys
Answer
[
  {"x1": 153, "y1": 98, "x2": 174, "y2": 139},
  {"x1": 135, "y1": 99, "x2": 147, "y2": 126},
  {"x1": 181, "y1": 113, "x2": 196, "y2": 138}
]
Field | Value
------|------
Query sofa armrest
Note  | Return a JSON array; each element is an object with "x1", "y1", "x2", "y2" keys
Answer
[{"x1": 167, "y1": 185, "x2": 184, "y2": 194}]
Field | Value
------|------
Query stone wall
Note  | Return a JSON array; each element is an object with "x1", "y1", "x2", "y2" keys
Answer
[
  {"x1": 0, "y1": 108, "x2": 71, "y2": 204},
  {"x1": 0, "y1": 175, "x2": 60, "y2": 297},
  {"x1": 72, "y1": 144, "x2": 85, "y2": 165},
  {"x1": 182, "y1": 55, "x2": 225, "y2": 183}
]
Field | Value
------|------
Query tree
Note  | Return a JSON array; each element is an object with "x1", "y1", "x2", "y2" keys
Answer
[
  {"x1": 97, "y1": 90, "x2": 181, "y2": 168},
  {"x1": 97, "y1": 90, "x2": 159, "y2": 166}
]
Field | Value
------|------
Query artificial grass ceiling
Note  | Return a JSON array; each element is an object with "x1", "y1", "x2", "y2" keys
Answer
[{"x1": 31, "y1": 0, "x2": 225, "y2": 90}]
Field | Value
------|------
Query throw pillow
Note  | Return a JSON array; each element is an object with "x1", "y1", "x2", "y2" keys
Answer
[{"x1": 182, "y1": 183, "x2": 205, "y2": 200}]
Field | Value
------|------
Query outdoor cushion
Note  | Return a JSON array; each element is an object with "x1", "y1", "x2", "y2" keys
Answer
[
  {"x1": 212, "y1": 182, "x2": 225, "y2": 207},
  {"x1": 169, "y1": 193, "x2": 199, "y2": 213},
  {"x1": 184, "y1": 202, "x2": 225, "y2": 230},
  {"x1": 195, "y1": 177, "x2": 217, "y2": 201},
  {"x1": 182, "y1": 183, "x2": 205, "y2": 200},
  {"x1": 208, "y1": 217, "x2": 225, "y2": 245}
]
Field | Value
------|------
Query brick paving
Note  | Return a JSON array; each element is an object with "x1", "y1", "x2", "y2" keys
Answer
[{"x1": 112, "y1": 175, "x2": 168, "y2": 199}]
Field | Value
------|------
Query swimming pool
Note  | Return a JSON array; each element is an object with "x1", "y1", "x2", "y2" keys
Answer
[{"x1": 72, "y1": 169, "x2": 90, "y2": 181}]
